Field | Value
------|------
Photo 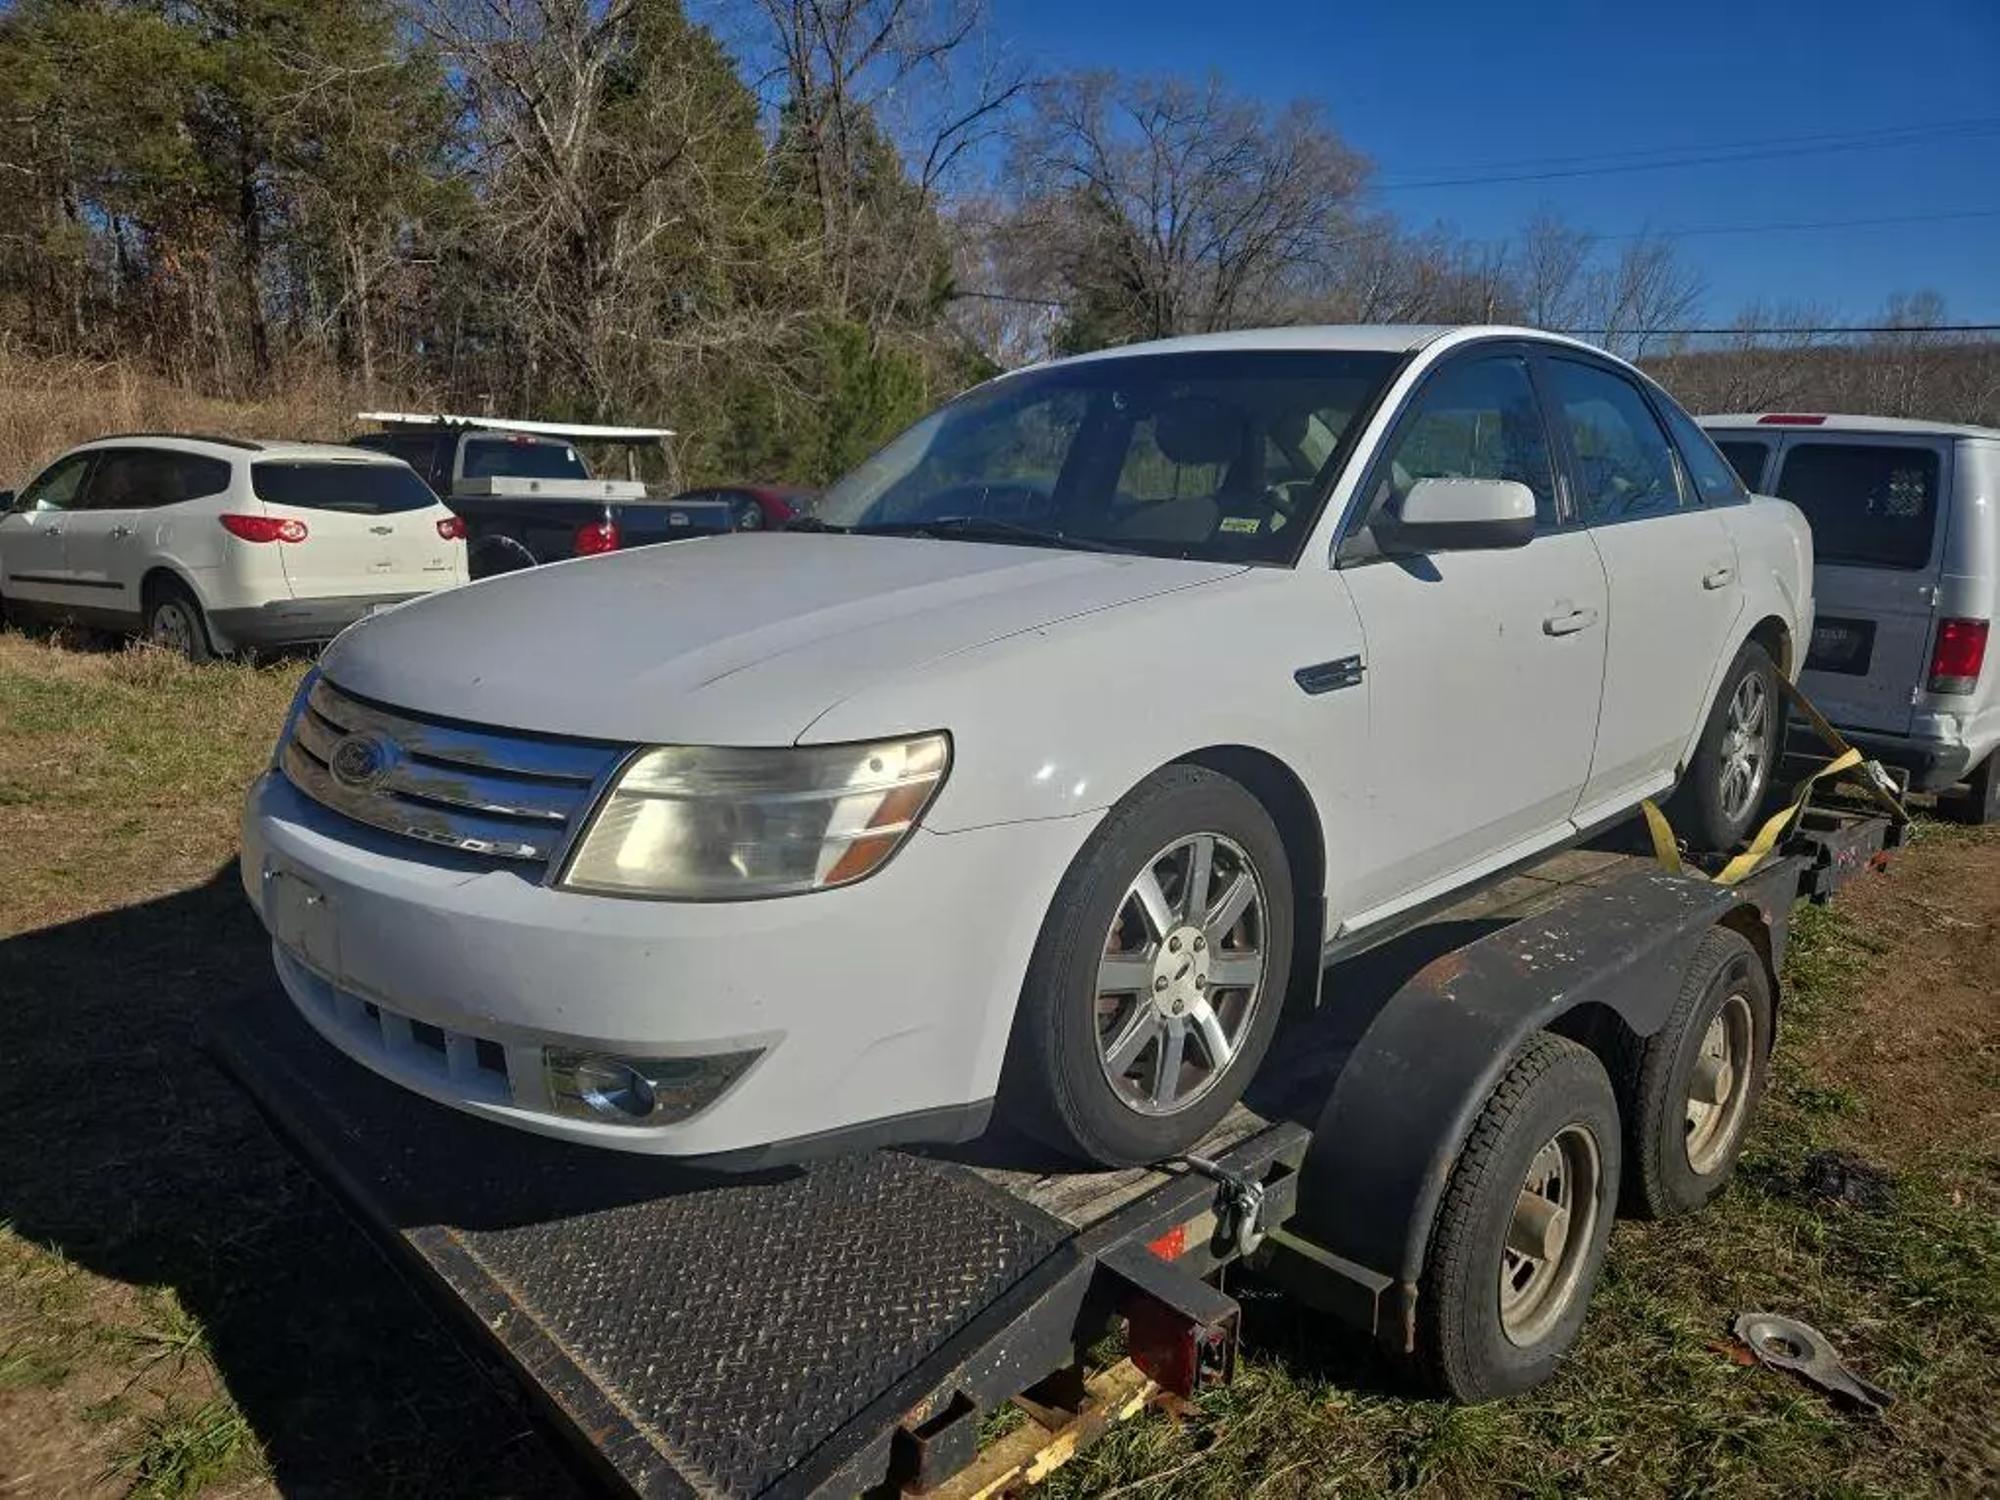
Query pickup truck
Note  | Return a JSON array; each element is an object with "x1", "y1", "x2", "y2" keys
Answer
[{"x1": 349, "y1": 413, "x2": 744, "y2": 578}]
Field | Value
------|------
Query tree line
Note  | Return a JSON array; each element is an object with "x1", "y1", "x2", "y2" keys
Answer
[{"x1": 2, "y1": 0, "x2": 1991, "y2": 489}]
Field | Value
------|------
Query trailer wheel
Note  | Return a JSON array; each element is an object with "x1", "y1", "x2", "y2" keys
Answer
[
  {"x1": 1415, "y1": 1033, "x2": 1620, "y2": 1402},
  {"x1": 1619, "y1": 928, "x2": 1772, "y2": 1219}
]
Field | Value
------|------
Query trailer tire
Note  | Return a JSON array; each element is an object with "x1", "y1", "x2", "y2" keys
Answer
[
  {"x1": 1415, "y1": 1033, "x2": 1620, "y2": 1403},
  {"x1": 1618, "y1": 928, "x2": 1772, "y2": 1219},
  {"x1": 1949, "y1": 750, "x2": 2000, "y2": 826},
  {"x1": 1003, "y1": 765, "x2": 1292, "y2": 1167}
]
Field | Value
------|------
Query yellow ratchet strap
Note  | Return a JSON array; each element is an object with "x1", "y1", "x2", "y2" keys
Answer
[{"x1": 1642, "y1": 747, "x2": 1864, "y2": 887}]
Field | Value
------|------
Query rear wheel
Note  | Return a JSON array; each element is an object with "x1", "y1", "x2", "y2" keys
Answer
[
  {"x1": 1671, "y1": 643, "x2": 1781, "y2": 853},
  {"x1": 1003, "y1": 766, "x2": 1292, "y2": 1166},
  {"x1": 1949, "y1": 751, "x2": 2000, "y2": 826},
  {"x1": 145, "y1": 580, "x2": 214, "y2": 663},
  {"x1": 1415, "y1": 1033, "x2": 1621, "y2": 1402},
  {"x1": 1618, "y1": 928, "x2": 1772, "y2": 1218}
]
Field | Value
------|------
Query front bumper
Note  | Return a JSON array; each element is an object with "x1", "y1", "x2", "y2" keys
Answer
[
  {"x1": 240, "y1": 771, "x2": 1097, "y2": 1161},
  {"x1": 212, "y1": 591, "x2": 435, "y2": 648}
]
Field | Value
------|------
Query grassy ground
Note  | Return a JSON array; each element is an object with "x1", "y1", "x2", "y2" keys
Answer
[{"x1": 1, "y1": 629, "x2": 1995, "y2": 1497}]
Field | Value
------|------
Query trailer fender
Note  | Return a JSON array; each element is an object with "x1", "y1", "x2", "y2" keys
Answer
[{"x1": 1288, "y1": 868, "x2": 1785, "y2": 1352}]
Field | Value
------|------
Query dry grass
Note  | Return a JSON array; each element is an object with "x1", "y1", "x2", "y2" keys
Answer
[{"x1": 0, "y1": 353, "x2": 388, "y2": 488}]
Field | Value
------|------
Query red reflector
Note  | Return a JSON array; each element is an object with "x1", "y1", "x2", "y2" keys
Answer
[
  {"x1": 574, "y1": 518, "x2": 621, "y2": 556},
  {"x1": 1147, "y1": 1224, "x2": 1187, "y2": 1261},
  {"x1": 1928, "y1": 618, "x2": 1989, "y2": 695},
  {"x1": 219, "y1": 513, "x2": 307, "y2": 543},
  {"x1": 436, "y1": 515, "x2": 467, "y2": 541},
  {"x1": 1756, "y1": 413, "x2": 1827, "y2": 425}
]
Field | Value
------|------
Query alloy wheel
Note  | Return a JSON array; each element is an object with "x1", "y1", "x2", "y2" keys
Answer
[
  {"x1": 1717, "y1": 671, "x2": 1770, "y2": 823},
  {"x1": 1094, "y1": 832, "x2": 1268, "y2": 1117},
  {"x1": 151, "y1": 601, "x2": 195, "y2": 657}
]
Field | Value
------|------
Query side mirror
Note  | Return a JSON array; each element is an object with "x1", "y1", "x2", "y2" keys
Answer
[{"x1": 1385, "y1": 477, "x2": 1536, "y2": 553}]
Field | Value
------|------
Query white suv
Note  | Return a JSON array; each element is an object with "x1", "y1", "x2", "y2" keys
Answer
[
  {"x1": 0, "y1": 434, "x2": 467, "y2": 658},
  {"x1": 240, "y1": 326, "x2": 1813, "y2": 1168}
]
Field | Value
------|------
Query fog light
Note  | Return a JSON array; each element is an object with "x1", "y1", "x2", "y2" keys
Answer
[{"x1": 542, "y1": 1047, "x2": 761, "y2": 1127}]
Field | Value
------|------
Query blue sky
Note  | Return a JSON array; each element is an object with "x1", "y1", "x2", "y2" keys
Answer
[{"x1": 990, "y1": 0, "x2": 2000, "y2": 323}]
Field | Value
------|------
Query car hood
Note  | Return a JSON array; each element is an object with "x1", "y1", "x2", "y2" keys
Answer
[{"x1": 321, "y1": 533, "x2": 1246, "y2": 744}]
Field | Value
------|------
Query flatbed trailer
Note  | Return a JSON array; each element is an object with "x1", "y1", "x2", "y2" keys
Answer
[{"x1": 204, "y1": 802, "x2": 1905, "y2": 1498}]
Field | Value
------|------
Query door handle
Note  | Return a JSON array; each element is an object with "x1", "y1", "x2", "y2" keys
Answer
[
  {"x1": 1703, "y1": 564, "x2": 1736, "y2": 589},
  {"x1": 1543, "y1": 606, "x2": 1599, "y2": 637},
  {"x1": 109, "y1": 526, "x2": 133, "y2": 539}
]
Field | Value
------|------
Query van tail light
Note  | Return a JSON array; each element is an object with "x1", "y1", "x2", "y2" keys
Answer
[
  {"x1": 220, "y1": 513, "x2": 308, "y2": 544},
  {"x1": 574, "y1": 517, "x2": 620, "y2": 556},
  {"x1": 1928, "y1": 618, "x2": 1989, "y2": 695},
  {"x1": 436, "y1": 515, "x2": 467, "y2": 541}
]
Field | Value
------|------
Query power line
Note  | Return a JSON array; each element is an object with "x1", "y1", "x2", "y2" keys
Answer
[
  {"x1": 1375, "y1": 118, "x2": 2000, "y2": 191},
  {"x1": 1596, "y1": 206, "x2": 2000, "y2": 241}
]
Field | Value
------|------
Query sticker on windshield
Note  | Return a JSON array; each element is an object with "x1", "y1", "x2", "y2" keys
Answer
[{"x1": 1219, "y1": 516, "x2": 1261, "y2": 535}]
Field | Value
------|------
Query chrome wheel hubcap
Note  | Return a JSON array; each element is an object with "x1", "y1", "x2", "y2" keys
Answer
[
  {"x1": 1500, "y1": 1125, "x2": 1601, "y2": 1345},
  {"x1": 1718, "y1": 673, "x2": 1770, "y2": 822},
  {"x1": 1686, "y1": 993, "x2": 1754, "y2": 1174},
  {"x1": 1096, "y1": 832, "x2": 1267, "y2": 1116}
]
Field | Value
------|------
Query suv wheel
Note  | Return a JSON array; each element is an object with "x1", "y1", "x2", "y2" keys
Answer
[
  {"x1": 1671, "y1": 643, "x2": 1780, "y2": 853},
  {"x1": 146, "y1": 580, "x2": 215, "y2": 663},
  {"x1": 1003, "y1": 766, "x2": 1293, "y2": 1166}
]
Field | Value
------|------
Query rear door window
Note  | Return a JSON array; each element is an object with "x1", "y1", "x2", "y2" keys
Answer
[
  {"x1": 1546, "y1": 359, "x2": 1685, "y2": 522},
  {"x1": 1771, "y1": 443, "x2": 1941, "y2": 570},
  {"x1": 252, "y1": 461, "x2": 439, "y2": 515},
  {"x1": 1713, "y1": 439, "x2": 1771, "y2": 490},
  {"x1": 82, "y1": 448, "x2": 230, "y2": 510}
]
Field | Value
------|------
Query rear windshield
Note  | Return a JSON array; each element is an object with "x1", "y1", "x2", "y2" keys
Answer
[
  {"x1": 1713, "y1": 439, "x2": 1769, "y2": 491},
  {"x1": 1772, "y1": 443, "x2": 1941, "y2": 571},
  {"x1": 461, "y1": 437, "x2": 588, "y2": 481},
  {"x1": 251, "y1": 461, "x2": 439, "y2": 515}
]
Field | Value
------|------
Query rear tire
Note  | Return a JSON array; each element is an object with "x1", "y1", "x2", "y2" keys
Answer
[
  {"x1": 145, "y1": 579, "x2": 214, "y2": 663},
  {"x1": 1415, "y1": 1033, "x2": 1621, "y2": 1402},
  {"x1": 1617, "y1": 928, "x2": 1772, "y2": 1219},
  {"x1": 1670, "y1": 643, "x2": 1781, "y2": 854},
  {"x1": 1002, "y1": 766, "x2": 1293, "y2": 1167},
  {"x1": 1949, "y1": 751, "x2": 2000, "y2": 826}
]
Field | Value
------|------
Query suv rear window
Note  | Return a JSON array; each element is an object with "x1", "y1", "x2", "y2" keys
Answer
[
  {"x1": 1772, "y1": 443, "x2": 1941, "y2": 570},
  {"x1": 461, "y1": 437, "x2": 588, "y2": 480},
  {"x1": 251, "y1": 461, "x2": 439, "y2": 514}
]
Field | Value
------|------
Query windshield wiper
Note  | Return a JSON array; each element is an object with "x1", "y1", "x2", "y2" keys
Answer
[{"x1": 858, "y1": 516, "x2": 1132, "y2": 554}]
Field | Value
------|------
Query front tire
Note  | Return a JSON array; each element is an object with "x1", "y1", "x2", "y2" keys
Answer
[
  {"x1": 1003, "y1": 765, "x2": 1293, "y2": 1167},
  {"x1": 145, "y1": 580, "x2": 214, "y2": 663},
  {"x1": 1415, "y1": 1033, "x2": 1622, "y2": 1402},
  {"x1": 1671, "y1": 643, "x2": 1781, "y2": 853}
]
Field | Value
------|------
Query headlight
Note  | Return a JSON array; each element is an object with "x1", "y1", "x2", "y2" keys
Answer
[
  {"x1": 271, "y1": 667, "x2": 319, "y2": 767},
  {"x1": 559, "y1": 733, "x2": 950, "y2": 898}
]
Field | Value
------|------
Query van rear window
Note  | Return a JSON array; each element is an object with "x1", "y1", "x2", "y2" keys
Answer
[
  {"x1": 251, "y1": 461, "x2": 438, "y2": 514},
  {"x1": 1772, "y1": 443, "x2": 1940, "y2": 571}
]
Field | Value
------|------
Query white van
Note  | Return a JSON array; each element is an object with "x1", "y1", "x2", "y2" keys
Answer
[{"x1": 1701, "y1": 413, "x2": 1999, "y2": 821}]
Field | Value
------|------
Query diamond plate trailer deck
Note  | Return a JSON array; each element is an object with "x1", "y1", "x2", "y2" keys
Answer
[{"x1": 202, "y1": 806, "x2": 1902, "y2": 1498}]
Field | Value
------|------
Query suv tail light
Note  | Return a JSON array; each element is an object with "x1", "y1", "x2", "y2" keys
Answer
[
  {"x1": 437, "y1": 515, "x2": 467, "y2": 541},
  {"x1": 574, "y1": 517, "x2": 620, "y2": 556},
  {"x1": 220, "y1": 513, "x2": 308, "y2": 544},
  {"x1": 1928, "y1": 618, "x2": 1989, "y2": 695}
]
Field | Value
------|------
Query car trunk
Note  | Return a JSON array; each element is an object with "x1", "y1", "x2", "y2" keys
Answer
[
  {"x1": 252, "y1": 459, "x2": 459, "y2": 599},
  {"x1": 1774, "y1": 436, "x2": 1950, "y2": 736}
]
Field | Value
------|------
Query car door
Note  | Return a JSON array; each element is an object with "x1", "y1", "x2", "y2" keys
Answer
[
  {"x1": 0, "y1": 451, "x2": 97, "y2": 607},
  {"x1": 1335, "y1": 348, "x2": 1610, "y2": 930},
  {"x1": 1768, "y1": 434, "x2": 1951, "y2": 736},
  {"x1": 1545, "y1": 356, "x2": 1745, "y2": 823},
  {"x1": 62, "y1": 446, "x2": 187, "y2": 620}
]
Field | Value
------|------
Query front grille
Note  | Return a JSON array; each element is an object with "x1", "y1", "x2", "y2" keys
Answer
[{"x1": 281, "y1": 676, "x2": 625, "y2": 868}]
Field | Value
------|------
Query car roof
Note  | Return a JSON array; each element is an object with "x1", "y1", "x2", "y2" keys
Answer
[
  {"x1": 1698, "y1": 412, "x2": 2000, "y2": 441},
  {"x1": 73, "y1": 434, "x2": 409, "y2": 464},
  {"x1": 1038, "y1": 323, "x2": 1616, "y2": 368}
]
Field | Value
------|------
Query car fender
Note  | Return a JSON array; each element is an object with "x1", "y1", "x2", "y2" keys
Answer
[{"x1": 801, "y1": 563, "x2": 1368, "y2": 875}]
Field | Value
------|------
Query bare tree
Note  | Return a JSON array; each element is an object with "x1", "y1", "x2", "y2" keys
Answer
[
  {"x1": 1003, "y1": 71, "x2": 1367, "y2": 347},
  {"x1": 1515, "y1": 207, "x2": 1594, "y2": 333},
  {"x1": 1581, "y1": 232, "x2": 1704, "y2": 360}
]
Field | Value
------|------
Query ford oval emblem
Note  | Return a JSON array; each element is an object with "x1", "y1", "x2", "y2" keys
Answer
[{"x1": 329, "y1": 732, "x2": 396, "y2": 790}]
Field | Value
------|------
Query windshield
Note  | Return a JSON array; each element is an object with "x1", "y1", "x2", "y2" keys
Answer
[
  {"x1": 811, "y1": 350, "x2": 1402, "y2": 564},
  {"x1": 251, "y1": 461, "x2": 439, "y2": 515},
  {"x1": 462, "y1": 436, "x2": 590, "y2": 481}
]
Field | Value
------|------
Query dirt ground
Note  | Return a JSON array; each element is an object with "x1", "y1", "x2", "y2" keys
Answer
[{"x1": 2, "y1": 632, "x2": 1996, "y2": 1497}]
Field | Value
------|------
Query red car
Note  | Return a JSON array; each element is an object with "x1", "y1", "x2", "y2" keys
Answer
[{"x1": 672, "y1": 483, "x2": 817, "y2": 530}]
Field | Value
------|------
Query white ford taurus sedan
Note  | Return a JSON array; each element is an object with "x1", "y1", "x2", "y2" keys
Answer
[{"x1": 240, "y1": 326, "x2": 1813, "y2": 1167}]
